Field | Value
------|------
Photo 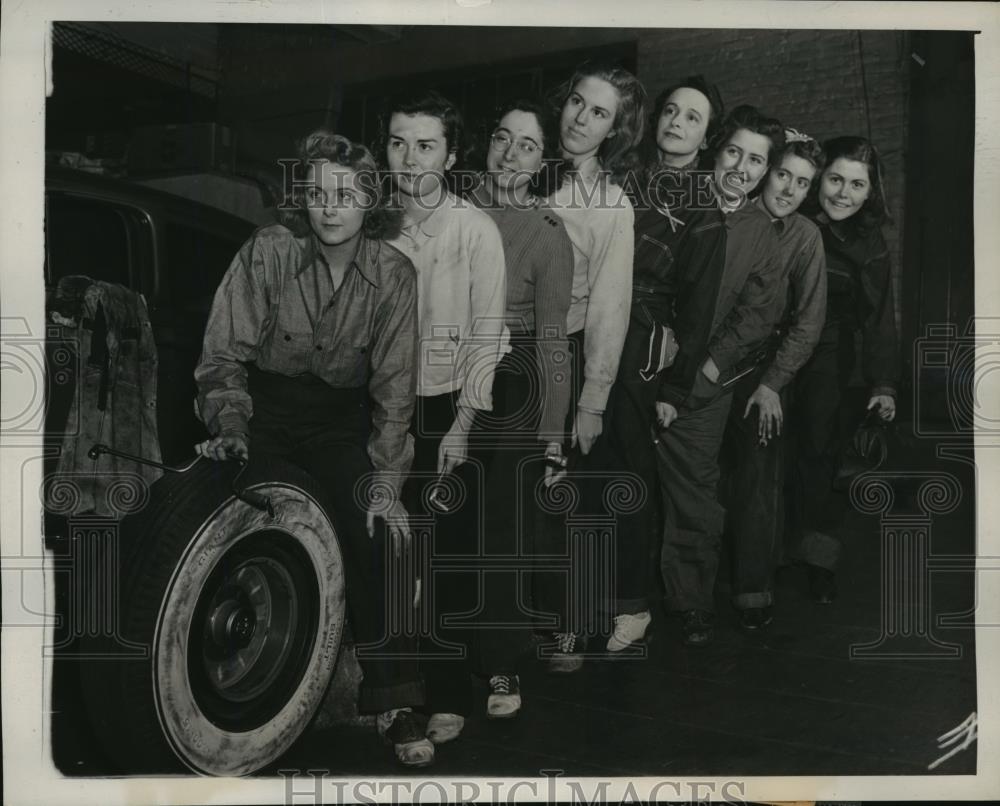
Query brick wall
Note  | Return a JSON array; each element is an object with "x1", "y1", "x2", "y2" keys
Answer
[{"x1": 636, "y1": 28, "x2": 911, "y2": 333}]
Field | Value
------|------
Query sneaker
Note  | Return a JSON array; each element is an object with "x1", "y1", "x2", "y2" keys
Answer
[
  {"x1": 739, "y1": 606, "x2": 773, "y2": 631},
  {"x1": 376, "y1": 708, "x2": 434, "y2": 767},
  {"x1": 426, "y1": 712, "x2": 465, "y2": 745},
  {"x1": 548, "y1": 632, "x2": 586, "y2": 674},
  {"x1": 606, "y1": 610, "x2": 652, "y2": 651},
  {"x1": 487, "y1": 674, "x2": 522, "y2": 719},
  {"x1": 681, "y1": 609, "x2": 713, "y2": 646}
]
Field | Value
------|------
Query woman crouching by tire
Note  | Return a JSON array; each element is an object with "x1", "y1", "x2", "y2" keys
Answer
[{"x1": 193, "y1": 130, "x2": 434, "y2": 768}]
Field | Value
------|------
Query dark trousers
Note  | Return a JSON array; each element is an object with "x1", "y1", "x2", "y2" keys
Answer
[
  {"x1": 247, "y1": 366, "x2": 423, "y2": 714},
  {"x1": 720, "y1": 369, "x2": 787, "y2": 610},
  {"x1": 787, "y1": 323, "x2": 856, "y2": 570},
  {"x1": 585, "y1": 305, "x2": 669, "y2": 615},
  {"x1": 656, "y1": 374, "x2": 733, "y2": 614},
  {"x1": 473, "y1": 339, "x2": 547, "y2": 673},
  {"x1": 407, "y1": 348, "x2": 550, "y2": 714},
  {"x1": 532, "y1": 330, "x2": 612, "y2": 636},
  {"x1": 403, "y1": 391, "x2": 478, "y2": 717}
]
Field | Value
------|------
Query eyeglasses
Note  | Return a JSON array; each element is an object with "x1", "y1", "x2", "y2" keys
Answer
[{"x1": 489, "y1": 132, "x2": 540, "y2": 155}]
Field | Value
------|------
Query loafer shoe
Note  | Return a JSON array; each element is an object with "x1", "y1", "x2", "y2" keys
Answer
[
  {"x1": 377, "y1": 708, "x2": 435, "y2": 767},
  {"x1": 739, "y1": 606, "x2": 773, "y2": 631},
  {"x1": 681, "y1": 609, "x2": 713, "y2": 646}
]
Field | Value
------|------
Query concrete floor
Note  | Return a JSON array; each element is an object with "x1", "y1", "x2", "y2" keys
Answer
[{"x1": 51, "y1": 430, "x2": 979, "y2": 780}]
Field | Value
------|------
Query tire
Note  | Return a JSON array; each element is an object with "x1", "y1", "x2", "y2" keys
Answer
[{"x1": 79, "y1": 455, "x2": 345, "y2": 776}]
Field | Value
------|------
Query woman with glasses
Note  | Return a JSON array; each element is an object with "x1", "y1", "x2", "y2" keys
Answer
[{"x1": 463, "y1": 98, "x2": 575, "y2": 719}]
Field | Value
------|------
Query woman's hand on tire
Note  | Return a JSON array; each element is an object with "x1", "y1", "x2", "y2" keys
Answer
[{"x1": 195, "y1": 433, "x2": 249, "y2": 462}]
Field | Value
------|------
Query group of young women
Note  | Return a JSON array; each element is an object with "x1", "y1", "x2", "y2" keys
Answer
[{"x1": 193, "y1": 60, "x2": 899, "y2": 768}]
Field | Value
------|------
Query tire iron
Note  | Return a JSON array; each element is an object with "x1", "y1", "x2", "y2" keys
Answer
[{"x1": 88, "y1": 443, "x2": 274, "y2": 517}]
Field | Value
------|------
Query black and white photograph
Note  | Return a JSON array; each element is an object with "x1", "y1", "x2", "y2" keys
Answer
[{"x1": 1, "y1": 1, "x2": 999, "y2": 804}]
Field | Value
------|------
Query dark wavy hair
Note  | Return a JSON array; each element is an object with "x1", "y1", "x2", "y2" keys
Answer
[
  {"x1": 814, "y1": 135, "x2": 891, "y2": 230},
  {"x1": 706, "y1": 104, "x2": 786, "y2": 170},
  {"x1": 776, "y1": 131, "x2": 827, "y2": 176},
  {"x1": 472, "y1": 96, "x2": 568, "y2": 199},
  {"x1": 280, "y1": 129, "x2": 401, "y2": 241},
  {"x1": 548, "y1": 60, "x2": 647, "y2": 184},
  {"x1": 638, "y1": 75, "x2": 725, "y2": 172},
  {"x1": 374, "y1": 89, "x2": 470, "y2": 171}
]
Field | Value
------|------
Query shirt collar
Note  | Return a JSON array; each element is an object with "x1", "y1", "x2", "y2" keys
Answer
[
  {"x1": 400, "y1": 190, "x2": 456, "y2": 239},
  {"x1": 754, "y1": 195, "x2": 788, "y2": 235},
  {"x1": 299, "y1": 232, "x2": 379, "y2": 288},
  {"x1": 817, "y1": 211, "x2": 850, "y2": 242}
]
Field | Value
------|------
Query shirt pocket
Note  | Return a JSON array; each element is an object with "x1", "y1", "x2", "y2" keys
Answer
[
  {"x1": 261, "y1": 328, "x2": 313, "y2": 376},
  {"x1": 325, "y1": 338, "x2": 370, "y2": 388},
  {"x1": 634, "y1": 232, "x2": 675, "y2": 282}
]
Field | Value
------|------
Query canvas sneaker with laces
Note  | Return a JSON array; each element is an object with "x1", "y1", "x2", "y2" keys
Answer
[
  {"x1": 547, "y1": 631, "x2": 586, "y2": 674},
  {"x1": 376, "y1": 707, "x2": 434, "y2": 767},
  {"x1": 487, "y1": 674, "x2": 521, "y2": 719},
  {"x1": 606, "y1": 610, "x2": 652, "y2": 651}
]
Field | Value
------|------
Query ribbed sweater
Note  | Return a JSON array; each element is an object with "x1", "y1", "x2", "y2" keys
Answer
[{"x1": 470, "y1": 182, "x2": 575, "y2": 439}]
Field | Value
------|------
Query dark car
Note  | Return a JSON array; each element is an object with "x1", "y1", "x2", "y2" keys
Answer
[
  {"x1": 45, "y1": 166, "x2": 258, "y2": 461},
  {"x1": 45, "y1": 168, "x2": 351, "y2": 777}
]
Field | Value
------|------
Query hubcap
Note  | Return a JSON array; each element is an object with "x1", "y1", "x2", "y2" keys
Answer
[{"x1": 187, "y1": 530, "x2": 320, "y2": 729}]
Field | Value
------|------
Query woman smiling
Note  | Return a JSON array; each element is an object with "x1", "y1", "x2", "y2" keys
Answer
[{"x1": 788, "y1": 135, "x2": 899, "y2": 604}]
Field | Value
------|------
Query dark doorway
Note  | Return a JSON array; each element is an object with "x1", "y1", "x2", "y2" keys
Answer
[{"x1": 903, "y1": 31, "x2": 975, "y2": 428}]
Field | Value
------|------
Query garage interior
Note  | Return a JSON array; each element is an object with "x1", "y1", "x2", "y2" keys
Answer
[{"x1": 45, "y1": 21, "x2": 978, "y2": 778}]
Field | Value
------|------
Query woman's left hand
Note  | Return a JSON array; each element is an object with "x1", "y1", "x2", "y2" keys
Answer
[
  {"x1": 543, "y1": 441, "x2": 567, "y2": 487},
  {"x1": 438, "y1": 412, "x2": 472, "y2": 474},
  {"x1": 867, "y1": 394, "x2": 896, "y2": 422},
  {"x1": 573, "y1": 410, "x2": 603, "y2": 455},
  {"x1": 366, "y1": 497, "x2": 412, "y2": 556}
]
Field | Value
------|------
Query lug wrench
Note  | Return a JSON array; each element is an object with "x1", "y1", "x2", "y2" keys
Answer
[{"x1": 88, "y1": 443, "x2": 275, "y2": 517}]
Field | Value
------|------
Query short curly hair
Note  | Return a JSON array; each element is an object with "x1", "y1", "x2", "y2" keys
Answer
[
  {"x1": 776, "y1": 131, "x2": 827, "y2": 176},
  {"x1": 374, "y1": 89, "x2": 469, "y2": 170},
  {"x1": 707, "y1": 104, "x2": 786, "y2": 168},
  {"x1": 280, "y1": 129, "x2": 401, "y2": 241}
]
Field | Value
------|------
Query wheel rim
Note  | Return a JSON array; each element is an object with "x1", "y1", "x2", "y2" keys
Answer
[{"x1": 187, "y1": 530, "x2": 320, "y2": 732}]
